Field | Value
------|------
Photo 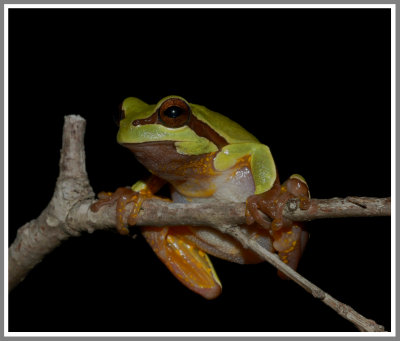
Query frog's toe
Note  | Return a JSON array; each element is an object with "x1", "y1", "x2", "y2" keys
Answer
[
  {"x1": 97, "y1": 191, "x2": 113, "y2": 200},
  {"x1": 90, "y1": 187, "x2": 143, "y2": 235},
  {"x1": 299, "y1": 196, "x2": 312, "y2": 210},
  {"x1": 246, "y1": 183, "x2": 292, "y2": 231},
  {"x1": 90, "y1": 191, "x2": 115, "y2": 212},
  {"x1": 270, "y1": 218, "x2": 284, "y2": 231},
  {"x1": 245, "y1": 196, "x2": 271, "y2": 229}
]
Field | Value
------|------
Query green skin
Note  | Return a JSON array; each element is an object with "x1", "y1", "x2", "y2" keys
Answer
[
  {"x1": 104, "y1": 95, "x2": 309, "y2": 299},
  {"x1": 118, "y1": 95, "x2": 276, "y2": 195}
]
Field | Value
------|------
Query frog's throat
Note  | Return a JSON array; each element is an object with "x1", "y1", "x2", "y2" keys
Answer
[
  {"x1": 122, "y1": 141, "x2": 217, "y2": 183},
  {"x1": 122, "y1": 140, "x2": 205, "y2": 165}
]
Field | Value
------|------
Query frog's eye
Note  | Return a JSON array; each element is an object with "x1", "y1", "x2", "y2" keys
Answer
[
  {"x1": 158, "y1": 98, "x2": 191, "y2": 128},
  {"x1": 114, "y1": 103, "x2": 126, "y2": 127}
]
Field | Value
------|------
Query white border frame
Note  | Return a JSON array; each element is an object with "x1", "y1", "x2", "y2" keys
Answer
[{"x1": 4, "y1": 3, "x2": 395, "y2": 337}]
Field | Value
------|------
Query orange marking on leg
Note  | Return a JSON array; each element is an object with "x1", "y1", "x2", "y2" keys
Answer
[{"x1": 141, "y1": 226, "x2": 222, "y2": 299}]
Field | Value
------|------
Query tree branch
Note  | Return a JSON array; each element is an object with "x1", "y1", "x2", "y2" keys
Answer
[
  {"x1": 8, "y1": 115, "x2": 94, "y2": 291},
  {"x1": 8, "y1": 115, "x2": 390, "y2": 332},
  {"x1": 66, "y1": 197, "x2": 391, "y2": 234}
]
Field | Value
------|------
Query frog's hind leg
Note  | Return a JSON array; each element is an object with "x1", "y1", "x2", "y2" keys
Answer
[
  {"x1": 141, "y1": 226, "x2": 222, "y2": 299},
  {"x1": 272, "y1": 224, "x2": 309, "y2": 279}
]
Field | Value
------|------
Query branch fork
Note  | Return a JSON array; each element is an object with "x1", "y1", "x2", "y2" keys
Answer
[{"x1": 8, "y1": 115, "x2": 390, "y2": 332}]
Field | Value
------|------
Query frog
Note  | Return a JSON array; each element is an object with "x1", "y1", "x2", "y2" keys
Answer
[{"x1": 91, "y1": 95, "x2": 310, "y2": 300}]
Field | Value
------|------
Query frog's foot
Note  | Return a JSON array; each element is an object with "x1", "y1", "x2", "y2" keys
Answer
[
  {"x1": 141, "y1": 226, "x2": 222, "y2": 299},
  {"x1": 90, "y1": 187, "x2": 145, "y2": 235},
  {"x1": 246, "y1": 181, "x2": 293, "y2": 230},
  {"x1": 272, "y1": 224, "x2": 309, "y2": 279},
  {"x1": 245, "y1": 175, "x2": 310, "y2": 231}
]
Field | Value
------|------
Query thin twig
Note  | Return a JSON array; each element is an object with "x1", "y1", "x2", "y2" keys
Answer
[{"x1": 218, "y1": 225, "x2": 385, "y2": 332}]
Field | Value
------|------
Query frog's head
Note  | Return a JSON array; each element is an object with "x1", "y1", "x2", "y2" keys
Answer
[{"x1": 117, "y1": 95, "x2": 227, "y2": 156}]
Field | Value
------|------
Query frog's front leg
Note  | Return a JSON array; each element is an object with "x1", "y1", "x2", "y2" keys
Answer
[
  {"x1": 246, "y1": 174, "x2": 311, "y2": 272},
  {"x1": 246, "y1": 175, "x2": 310, "y2": 229},
  {"x1": 90, "y1": 175, "x2": 166, "y2": 235},
  {"x1": 90, "y1": 176, "x2": 222, "y2": 299}
]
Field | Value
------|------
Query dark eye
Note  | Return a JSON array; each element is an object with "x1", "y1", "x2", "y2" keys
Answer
[
  {"x1": 158, "y1": 98, "x2": 191, "y2": 128},
  {"x1": 164, "y1": 106, "x2": 183, "y2": 118},
  {"x1": 113, "y1": 103, "x2": 125, "y2": 127}
]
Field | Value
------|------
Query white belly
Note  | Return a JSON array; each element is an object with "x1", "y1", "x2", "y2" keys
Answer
[
  {"x1": 171, "y1": 166, "x2": 255, "y2": 204},
  {"x1": 170, "y1": 166, "x2": 273, "y2": 264}
]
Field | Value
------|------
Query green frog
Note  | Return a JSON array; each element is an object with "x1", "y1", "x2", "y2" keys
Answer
[{"x1": 91, "y1": 96, "x2": 310, "y2": 299}]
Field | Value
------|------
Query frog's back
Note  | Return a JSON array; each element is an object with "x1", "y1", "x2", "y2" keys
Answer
[{"x1": 191, "y1": 103, "x2": 260, "y2": 144}]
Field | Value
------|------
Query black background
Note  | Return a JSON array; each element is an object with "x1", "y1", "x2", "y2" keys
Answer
[{"x1": 8, "y1": 8, "x2": 391, "y2": 332}]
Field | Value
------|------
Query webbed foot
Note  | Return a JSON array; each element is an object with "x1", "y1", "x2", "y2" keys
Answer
[
  {"x1": 246, "y1": 174, "x2": 310, "y2": 230},
  {"x1": 245, "y1": 174, "x2": 311, "y2": 272},
  {"x1": 90, "y1": 187, "x2": 146, "y2": 235}
]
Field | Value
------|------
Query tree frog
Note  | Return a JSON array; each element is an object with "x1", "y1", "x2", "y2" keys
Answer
[{"x1": 91, "y1": 96, "x2": 310, "y2": 299}]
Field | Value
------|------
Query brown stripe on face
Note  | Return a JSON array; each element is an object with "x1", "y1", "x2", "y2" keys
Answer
[
  {"x1": 132, "y1": 111, "x2": 158, "y2": 126},
  {"x1": 187, "y1": 114, "x2": 228, "y2": 150},
  {"x1": 130, "y1": 99, "x2": 228, "y2": 150}
]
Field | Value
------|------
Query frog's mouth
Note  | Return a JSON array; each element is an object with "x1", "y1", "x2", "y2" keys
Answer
[{"x1": 122, "y1": 141, "x2": 177, "y2": 153}]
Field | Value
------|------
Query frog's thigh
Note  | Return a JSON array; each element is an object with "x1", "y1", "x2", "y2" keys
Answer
[
  {"x1": 184, "y1": 226, "x2": 273, "y2": 264},
  {"x1": 140, "y1": 226, "x2": 222, "y2": 300}
]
